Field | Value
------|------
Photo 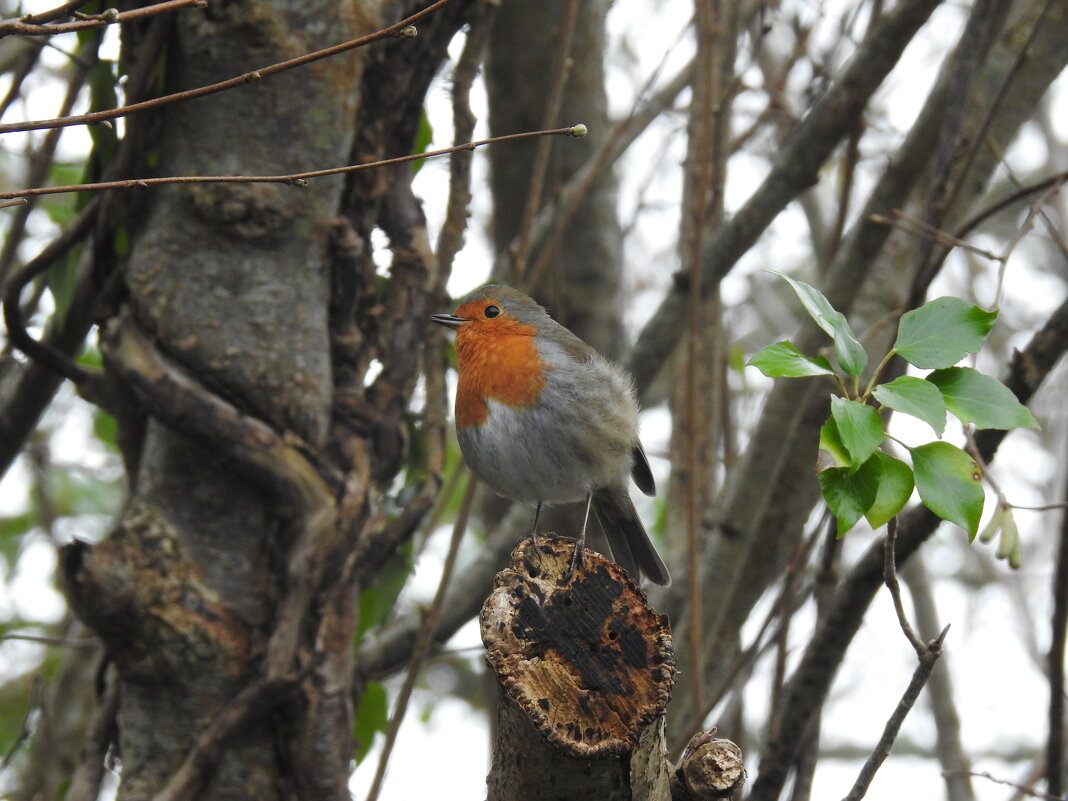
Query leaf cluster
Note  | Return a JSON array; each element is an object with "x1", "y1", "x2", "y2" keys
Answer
[{"x1": 747, "y1": 275, "x2": 1037, "y2": 550}]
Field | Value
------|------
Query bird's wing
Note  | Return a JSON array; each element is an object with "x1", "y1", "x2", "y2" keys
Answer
[{"x1": 631, "y1": 441, "x2": 656, "y2": 496}]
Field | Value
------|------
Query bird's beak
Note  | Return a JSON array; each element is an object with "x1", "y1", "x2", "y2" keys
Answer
[{"x1": 431, "y1": 313, "x2": 469, "y2": 330}]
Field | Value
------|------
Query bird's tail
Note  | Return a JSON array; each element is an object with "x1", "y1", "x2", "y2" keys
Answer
[{"x1": 591, "y1": 488, "x2": 670, "y2": 586}]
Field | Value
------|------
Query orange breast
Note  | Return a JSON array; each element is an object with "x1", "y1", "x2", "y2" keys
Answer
[{"x1": 454, "y1": 322, "x2": 547, "y2": 428}]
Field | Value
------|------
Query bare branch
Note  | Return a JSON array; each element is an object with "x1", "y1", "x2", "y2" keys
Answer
[
  {"x1": 946, "y1": 771, "x2": 1065, "y2": 801},
  {"x1": 0, "y1": 127, "x2": 585, "y2": 200},
  {"x1": 884, "y1": 517, "x2": 925, "y2": 655},
  {"x1": 13, "y1": 0, "x2": 92, "y2": 27},
  {"x1": 0, "y1": 0, "x2": 205, "y2": 38},
  {"x1": 1, "y1": 199, "x2": 100, "y2": 383},
  {"x1": 0, "y1": 0, "x2": 455, "y2": 134},
  {"x1": 364, "y1": 477, "x2": 476, "y2": 801},
  {"x1": 842, "y1": 626, "x2": 949, "y2": 801}
]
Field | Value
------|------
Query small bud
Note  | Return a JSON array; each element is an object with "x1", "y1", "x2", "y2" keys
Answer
[
  {"x1": 996, "y1": 509, "x2": 1018, "y2": 562},
  {"x1": 977, "y1": 505, "x2": 1002, "y2": 543},
  {"x1": 102, "y1": 8, "x2": 120, "y2": 22},
  {"x1": 569, "y1": 123, "x2": 588, "y2": 138},
  {"x1": 1009, "y1": 532, "x2": 1023, "y2": 569},
  {"x1": 245, "y1": 71, "x2": 262, "y2": 83},
  {"x1": 399, "y1": 25, "x2": 417, "y2": 39}
]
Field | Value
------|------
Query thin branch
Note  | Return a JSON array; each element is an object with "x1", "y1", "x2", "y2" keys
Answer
[
  {"x1": 0, "y1": 126, "x2": 586, "y2": 200},
  {"x1": 884, "y1": 516, "x2": 925, "y2": 655},
  {"x1": 434, "y1": 0, "x2": 495, "y2": 277},
  {"x1": 0, "y1": 27, "x2": 97, "y2": 287},
  {"x1": 954, "y1": 171, "x2": 1068, "y2": 239},
  {"x1": 0, "y1": 632, "x2": 98, "y2": 648},
  {"x1": 902, "y1": 556, "x2": 975, "y2": 801},
  {"x1": 364, "y1": 475, "x2": 477, "y2": 801},
  {"x1": 499, "y1": 55, "x2": 695, "y2": 283},
  {"x1": 0, "y1": 0, "x2": 205, "y2": 37},
  {"x1": 945, "y1": 771, "x2": 1065, "y2": 801},
  {"x1": 0, "y1": 0, "x2": 454, "y2": 135},
  {"x1": 869, "y1": 211, "x2": 1002, "y2": 262},
  {"x1": 1, "y1": 198, "x2": 100, "y2": 383},
  {"x1": 14, "y1": 0, "x2": 92, "y2": 26},
  {"x1": 842, "y1": 625, "x2": 949, "y2": 801}
]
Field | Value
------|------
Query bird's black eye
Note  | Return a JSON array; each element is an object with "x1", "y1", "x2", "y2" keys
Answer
[{"x1": 484, "y1": 305, "x2": 501, "y2": 318}]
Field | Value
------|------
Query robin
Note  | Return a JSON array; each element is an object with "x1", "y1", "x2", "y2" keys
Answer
[{"x1": 431, "y1": 284, "x2": 670, "y2": 586}]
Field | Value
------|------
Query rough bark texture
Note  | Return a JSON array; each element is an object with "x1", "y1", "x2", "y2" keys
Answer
[
  {"x1": 54, "y1": 1, "x2": 475, "y2": 798},
  {"x1": 481, "y1": 537, "x2": 676, "y2": 800}
]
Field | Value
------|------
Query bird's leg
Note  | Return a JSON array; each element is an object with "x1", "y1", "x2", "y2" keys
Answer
[
  {"x1": 529, "y1": 501, "x2": 542, "y2": 549},
  {"x1": 565, "y1": 491, "x2": 593, "y2": 582}
]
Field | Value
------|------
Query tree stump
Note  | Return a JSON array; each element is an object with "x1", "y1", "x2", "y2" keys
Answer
[{"x1": 480, "y1": 535, "x2": 676, "y2": 800}]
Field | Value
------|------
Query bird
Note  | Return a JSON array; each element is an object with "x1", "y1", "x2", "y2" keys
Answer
[{"x1": 431, "y1": 284, "x2": 670, "y2": 586}]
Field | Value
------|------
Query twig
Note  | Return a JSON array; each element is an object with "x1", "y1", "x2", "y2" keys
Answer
[
  {"x1": 902, "y1": 557, "x2": 975, "y2": 801},
  {"x1": 841, "y1": 625, "x2": 949, "y2": 801},
  {"x1": 434, "y1": 0, "x2": 494, "y2": 277},
  {"x1": 364, "y1": 475, "x2": 477, "y2": 801},
  {"x1": 0, "y1": 0, "x2": 205, "y2": 37},
  {"x1": 14, "y1": 0, "x2": 92, "y2": 27},
  {"x1": 992, "y1": 176, "x2": 1067, "y2": 306},
  {"x1": 0, "y1": 126, "x2": 586, "y2": 200},
  {"x1": 0, "y1": 632, "x2": 98, "y2": 648},
  {"x1": 0, "y1": 26, "x2": 97, "y2": 287},
  {"x1": 954, "y1": 171, "x2": 1068, "y2": 240},
  {"x1": 884, "y1": 516, "x2": 925, "y2": 655},
  {"x1": 944, "y1": 771, "x2": 1065, "y2": 801},
  {"x1": 0, "y1": 0, "x2": 453, "y2": 134},
  {"x1": 1, "y1": 198, "x2": 100, "y2": 383},
  {"x1": 869, "y1": 211, "x2": 1001, "y2": 261},
  {"x1": 1013, "y1": 501, "x2": 1068, "y2": 512}
]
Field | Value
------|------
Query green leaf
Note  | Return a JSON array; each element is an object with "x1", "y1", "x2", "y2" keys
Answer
[
  {"x1": 746, "y1": 341, "x2": 835, "y2": 377},
  {"x1": 829, "y1": 397, "x2": 884, "y2": 469},
  {"x1": 410, "y1": 110, "x2": 434, "y2": 175},
  {"x1": 829, "y1": 316, "x2": 868, "y2": 377},
  {"x1": 353, "y1": 680, "x2": 389, "y2": 764},
  {"x1": 777, "y1": 273, "x2": 867, "y2": 380},
  {"x1": 773, "y1": 271, "x2": 868, "y2": 375},
  {"x1": 774, "y1": 271, "x2": 839, "y2": 338},
  {"x1": 872, "y1": 375, "x2": 947, "y2": 436},
  {"x1": 817, "y1": 416, "x2": 850, "y2": 472},
  {"x1": 892, "y1": 297, "x2": 998, "y2": 368},
  {"x1": 865, "y1": 452, "x2": 915, "y2": 529},
  {"x1": 927, "y1": 367, "x2": 1039, "y2": 431},
  {"x1": 818, "y1": 455, "x2": 882, "y2": 537},
  {"x1": 356, "y1": 545, "x2": 413, "y2": 641},
  {"x1": 909, "y1": 441, "x2": 984, "y2": 538}
]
